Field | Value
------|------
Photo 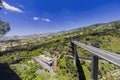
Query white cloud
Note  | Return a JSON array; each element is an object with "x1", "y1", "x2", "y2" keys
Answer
[
  {"x1": 33, "y1": 17, "x2": 51, "y2": 22},
  {"x1": 33, "y1": 17, "x2": 40, "y2": 21},
  {"x1": 2, "y1": 1, "x2": 23, "y2": 13},
  {"x1": 42, "y1": 18, "x2": 50, "y2": 22}
]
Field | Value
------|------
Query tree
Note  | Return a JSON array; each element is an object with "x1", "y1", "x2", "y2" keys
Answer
[
  {"x1": 114, "y1": 21, "x2": 120, "y2": 29},
  {"x1": 0, "y1": 18, "x2": 10, "y2": 37},
  {"x1": 0, "y1": 1, "x2": 10, "y2": 37}
]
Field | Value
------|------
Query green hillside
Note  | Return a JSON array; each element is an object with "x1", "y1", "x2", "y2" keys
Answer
[{"x1": 0, "y1": 20, "x2": 120, "y2": 80}]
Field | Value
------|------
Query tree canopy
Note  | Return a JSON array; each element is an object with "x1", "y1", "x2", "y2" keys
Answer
[
  {"x1": 0, "y1": 18, "x2": 11, "y2": 37},
  {"x1": 0, "y1": 1, "x2": 10, "y2": 37}
]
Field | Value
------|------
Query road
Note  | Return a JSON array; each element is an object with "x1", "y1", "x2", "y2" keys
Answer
[{"x1": 72, "y1": 41, "x2": 120, "y2": 67}]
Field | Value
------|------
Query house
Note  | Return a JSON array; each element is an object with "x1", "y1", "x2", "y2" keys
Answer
[
  {"x1": 33, "y1": 54, "x2": 57, "y2": 72},
  {"x1": 38, "y1": 54, "x2": 53, "y2": 66}
]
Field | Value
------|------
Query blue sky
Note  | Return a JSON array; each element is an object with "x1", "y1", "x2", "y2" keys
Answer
[{"x1": 1, "y1": 0, "x2": 120, "y2": 36}]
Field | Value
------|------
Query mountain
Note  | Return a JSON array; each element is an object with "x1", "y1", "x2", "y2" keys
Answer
[{"x1": 0, "y1": 20, "x2": 120, "y2": 80}]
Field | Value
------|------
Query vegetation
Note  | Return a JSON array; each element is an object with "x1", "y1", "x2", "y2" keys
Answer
[
  {"x1": 0, "y1": 18, "x2": 10, "y2": 37},
  {"x1": 0, "y1": 20, "x2": 120, "y2": 80}
]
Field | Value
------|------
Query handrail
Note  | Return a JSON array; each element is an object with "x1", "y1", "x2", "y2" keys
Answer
[{"x1": 70, "y1": 39, "x2": 120, "y2": 80}]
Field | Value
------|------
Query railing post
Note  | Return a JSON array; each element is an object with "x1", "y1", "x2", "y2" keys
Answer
[
  {"x1": 70, "y1": 38, "x2": 86, "y2": 80},
  {"x1": 91, "y1": 54, "x2": 98, "y2": 80}
]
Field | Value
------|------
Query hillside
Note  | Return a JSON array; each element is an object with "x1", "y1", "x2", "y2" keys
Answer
[{"x1": 0, "y1": 20, "x2": 120, "y2": 80}]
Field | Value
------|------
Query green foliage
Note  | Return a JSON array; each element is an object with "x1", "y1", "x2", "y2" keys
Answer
[
  {"x1": 113, "y1": 73, "x2": 120, "y2": 78},
  {"x1": 1, "y1": 20, "x2": 120, "y2": 80},
  {"x1": 82, "y1": 65, "x2": 91, "y2": 80},
  {"x1": 0, "y1": 18, "x2": 10, "y2": 37},
  {"x1": 114, "y1": 20, "x2": 120, "y2": 29},
  {"x1": 57, "y1": 55, "x2": 78, "y2": 80}
]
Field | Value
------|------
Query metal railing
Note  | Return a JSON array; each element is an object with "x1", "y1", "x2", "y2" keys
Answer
[{"x1": 70, "y1": 39, "x2": 120, "y2": 80}]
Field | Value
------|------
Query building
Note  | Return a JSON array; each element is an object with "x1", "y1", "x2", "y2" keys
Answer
[
  {"x1": 38, "y1": 54, "x2": 53, "y2": 66},
  {"x1": 33, "y1": 54, "x2": 57, "y2": 72}
]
